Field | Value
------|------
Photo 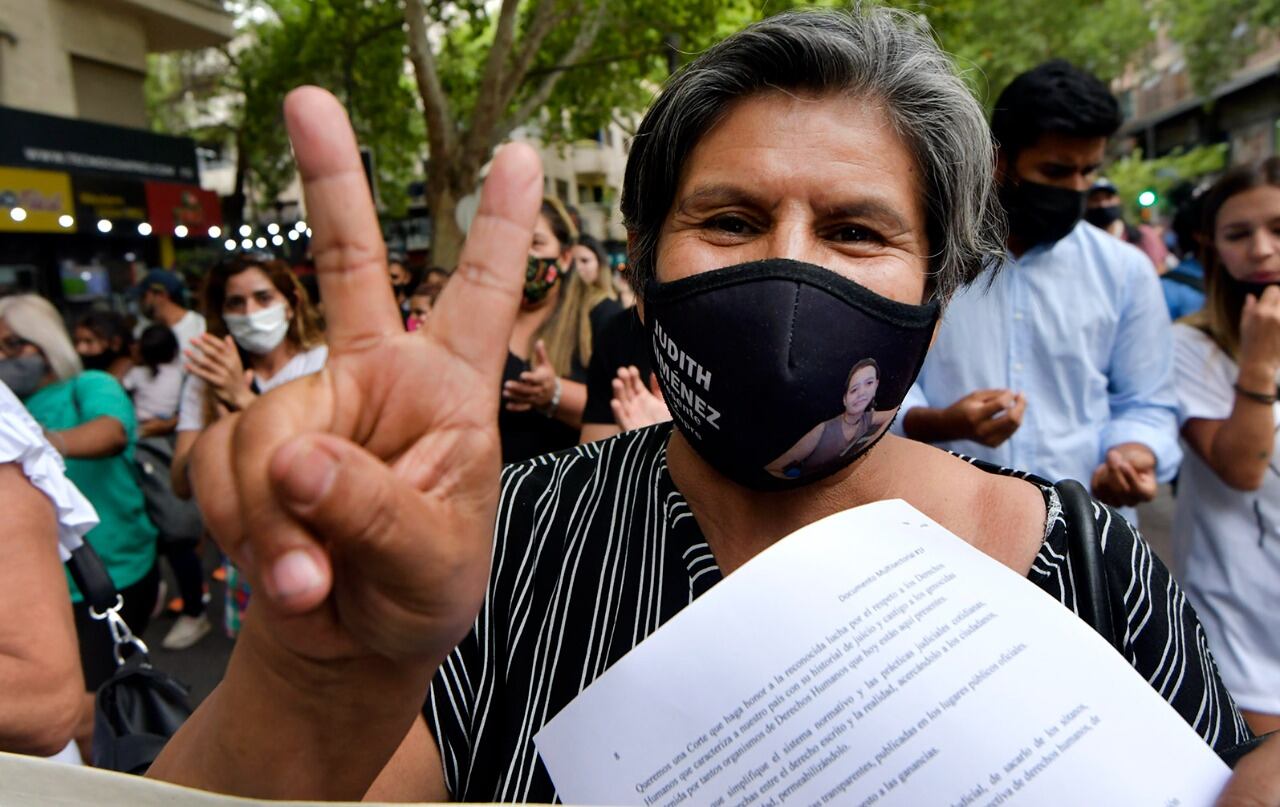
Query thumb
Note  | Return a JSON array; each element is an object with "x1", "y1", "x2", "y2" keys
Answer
[
  {"x1": 533, "y1": 339, "x2": 550, "y2": 368},
  {"x1": 267, "y1": 434, "x2": 436, "y2": 606},
  {"x1": 244, "y1": 369, "x2": 255, "y2": 385}
]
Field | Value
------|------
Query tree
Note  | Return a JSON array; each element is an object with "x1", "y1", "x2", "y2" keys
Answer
[
  {"x1": 147, "y1": 0, "x2": 422, "y2": 222},
  {"x1": 404, "y1": 0, "x2": 741, "y2": 266},
  {"x1": 1158, "y1": 0, "x2": 1280, "y2": 92}
]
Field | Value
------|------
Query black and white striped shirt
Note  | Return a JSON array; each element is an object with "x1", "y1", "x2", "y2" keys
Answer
[{"x1": 424, "y1": 424, "x2": 1250, "y2": 803}]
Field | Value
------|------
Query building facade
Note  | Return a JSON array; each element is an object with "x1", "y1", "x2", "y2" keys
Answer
[
  {"x1": 1116, "y1": 29, "x2": 1280, "y2": 163},
  {"x1": 0, "y1": 0, "x2": 232, "y2": 301}
]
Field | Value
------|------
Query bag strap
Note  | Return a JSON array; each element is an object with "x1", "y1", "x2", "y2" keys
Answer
[
  {"x1": 65, "y1": 541, "x2": 150, "y2": 668},
  {"x1": 1054, "y1": 479, "x2": 1123, "y2": 653},
  {"x1": 66, "y1": 542, "x2": 119, "y2": 613}
]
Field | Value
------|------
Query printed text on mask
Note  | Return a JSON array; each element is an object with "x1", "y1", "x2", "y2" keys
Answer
[{"x1": 652, "y1": 320, "x2": 721, "y2": 430}]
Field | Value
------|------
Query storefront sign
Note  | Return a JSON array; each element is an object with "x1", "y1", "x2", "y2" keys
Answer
[
  {"x1": 0, "y1": 167, "x2": 74, "y2": 233},
  {"x1": 73, "y1": 176, "x2": 148, "y2": 226},
  {"x1": 145, "y1": 181, "x2": 222, "y2": 234},
  {"x1": 0, "y1": 105, "x2": 199, "y2": 183}
]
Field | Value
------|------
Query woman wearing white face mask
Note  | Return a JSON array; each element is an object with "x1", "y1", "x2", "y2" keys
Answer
[{"x1": 172, "y1": 255, "x2": 325, "y2": 638}]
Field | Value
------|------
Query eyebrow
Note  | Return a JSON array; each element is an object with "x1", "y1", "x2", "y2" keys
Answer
[{"x1": 678, "y1": 184, "x2": 911, "y2": 233}]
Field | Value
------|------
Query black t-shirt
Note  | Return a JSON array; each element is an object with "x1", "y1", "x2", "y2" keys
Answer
[
  {"x1": 582, "y1": 306, "x2": 651, "y2": 425},
  {"x1": 499, "y1": 299, "x2": 623, "y2": 463}
]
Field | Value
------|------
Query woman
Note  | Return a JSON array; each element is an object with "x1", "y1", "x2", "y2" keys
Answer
[
  {"x1": 499, "y1": 198, "x2": 622, "y2": 462},
  {"x1": 150, "y1": 11, "x2": 1276, "y2": 803},
  {"x1": 73, "y1": 310, "x2": 133, "y2": 380},
  {"x1": 570, "y1": 235, "x2": 614, "y2": 291},
  {"x1": 172, "y1": 255, "x2": 326, "y2": 637},
  {"x1": 1173, "y1": 157, "x2": 1280, "y2": 736},
  {"x1": 767, "y1": 359, "x2": 895, "y2": 479},
  {"x1": 122, "y1": 324, "x2": 184, "y2": 438},
  {"x1": 0, "y1": 294, "x2": 158, "y2": 756}
]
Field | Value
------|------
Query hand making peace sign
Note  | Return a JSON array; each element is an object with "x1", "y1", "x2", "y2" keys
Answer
[{"x1": 187, "y1": 87, "x2": 542, "y2": 667}]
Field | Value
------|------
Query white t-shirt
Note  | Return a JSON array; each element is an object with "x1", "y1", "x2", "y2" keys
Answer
[
  {"x1": 170, "y1": 310, "x2": 207, "y2": 360},
  {"x1": 122, "y1": 363, "x2": 184, "y2": 422},
  {"x1": 177, "y1": 345, "x2": 328, "y2": 432},
  {"x1": 0, "y1": 381, "x2": 97, "y2": 561},
  {"x1": 1171, "y1": 323, "x2": 1280, "y2": 713}
]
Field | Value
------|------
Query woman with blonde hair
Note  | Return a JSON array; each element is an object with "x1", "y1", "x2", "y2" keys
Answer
[
  {"x1": 0, "y1": 293, "x2": 157, "y2": 755},
  {"x1": 1172, "y1": 156, "x2": 1280, "y2": 736},
  {"x1": 499, "y1": 198, "x2": 622, "y2": 461},
  {"x1": 171, "y1": 255, "x2": 326, "y2": 640}
]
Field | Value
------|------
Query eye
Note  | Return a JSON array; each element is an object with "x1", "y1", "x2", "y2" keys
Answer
[
  {"x1": 829, "y1": 225, "x2": 884, "y2": 245},
  {"x1": 707, "y1": 215, "x2": 754, "y2": 235}
]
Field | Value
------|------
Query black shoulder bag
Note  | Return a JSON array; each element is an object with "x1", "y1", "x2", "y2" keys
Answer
[
  {"x1": 66, "y1": 530, "x2": 193, "y2": 774},
  {"x1": 1054, "y1": 478, "x2": 1271, "y2": 768}
]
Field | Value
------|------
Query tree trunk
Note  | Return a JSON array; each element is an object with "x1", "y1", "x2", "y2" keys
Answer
[{"x1": 427, "y1": 183, "x2": 466, "y2": 268}]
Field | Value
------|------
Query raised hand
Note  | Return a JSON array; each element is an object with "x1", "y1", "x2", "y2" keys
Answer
[
  {"x1": 503, "y1": 339, "x2": 559, "y2": 413},
  {"x1": 611, "y1": 365, "x2": 671, "y2": 431},
  {"x1": 185, "y1": 334, "x2": 254, "y2": 411},
  {"x1": 1238, "y1": 286, "x2": 1280, "y2": 391},
  {"x1": 187, "y1": 87, "x2": 543, "y2": 668}
]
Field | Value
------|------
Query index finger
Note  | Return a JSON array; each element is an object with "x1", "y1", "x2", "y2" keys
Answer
[
  {"x1": 285, "y1": 86, "x2": 400, "y2": 348},
  {"x1": 426, "y1": 142, "x2": 543, "y2": 374}
]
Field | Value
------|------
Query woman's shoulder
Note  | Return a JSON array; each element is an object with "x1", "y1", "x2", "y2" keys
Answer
[{"x1": 499, "y1": 424, "x2": 672, "y2": 517}]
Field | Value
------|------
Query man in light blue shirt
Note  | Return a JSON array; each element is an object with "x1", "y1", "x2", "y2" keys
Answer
[{"x1": 898, "y1": 61, "x2": 1181, "y2": 510}]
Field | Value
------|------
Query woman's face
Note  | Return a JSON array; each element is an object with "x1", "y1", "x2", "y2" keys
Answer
[
  {"x1": 571, "y1": 245, "x2": 601, "y2": 284},
  {"x1": 0, "y1": 318, "x2": 40, "y2": 361},
  {"x1": 73, "y1": 326, "x2": 113, "y2": 358},
  {"x1": 844, "y1": 365, "x2": 879, "y2": 417},
  {"x1": 224, "y1": 268, "x2": 291, "y2": 317},
  {"x1": 654, "y1": 91, "x2": 929, "y2": 305},
  {"x1": 1214, "y1": 186, "x2": 1280, "y2": 284},
  {"x1": 530, "y1": 214, "x2": 565, "y2": 261}
]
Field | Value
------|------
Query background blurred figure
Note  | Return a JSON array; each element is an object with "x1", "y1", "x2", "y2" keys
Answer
[
  {"x1": 570, "y1": 235, "x2": 616, "y2": 296},
  {"x1": 1172, "y1": 157, "x2": 1280, "y2": 736},
  {"x1": 405, "y1": 281, "x2": 442, "y2": 332},
  {"x1": 135, "y1": 270, "x2": 206, "y2": 359},
  {"x1": 122, "y1": 325, "x2": 183, "y2": 439},
  {"x1": 73, "y1": 311, "x2": 133, "y2": 380},
  {"x1": 499, "y1": 198, "x2": 622, "y2": 462},
  {"x1": 0, "y1": 379, "x2": 94, "y2": 761},
  {"x1": 0, "y1": 294, "x2": 158, "y2": 757},
  {"x1": 123, "y1": 324, "x2": 206, "y2": 649},
  {"x1": 173, "y1": 256, "x2": 326, "y2": 638},
  {"x1": 387, "y1": 253, "x2": 418, "y2": 323},
  {"x1": 1085, "y1": 177, "x2": 1132, "y2": 240},
  {"x1": 1163, "y1": 192, "x2": 1208, "y2": 320}
]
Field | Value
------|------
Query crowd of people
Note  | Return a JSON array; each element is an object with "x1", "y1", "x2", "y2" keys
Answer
[{"x1": 0, "y1": 4, "x2": 1277, "y2": 802}]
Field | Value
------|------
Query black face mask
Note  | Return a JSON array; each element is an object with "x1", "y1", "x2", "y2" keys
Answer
[
  {"x1": 1000, "y1": 177, "x2": 1086, "y2": 248},
  {"x1": 645, "y1": 259, "x2": 939, "y2": 491},
  {"x1": 79, "y1": 350, "x2": 116, "y2": 372},
  {"x1": 1232, "y1": 278, "x2": 1280, "y2": 299},
  {"x1": 1084, "y1": 205, "x2": 1123, "y2": 231}
]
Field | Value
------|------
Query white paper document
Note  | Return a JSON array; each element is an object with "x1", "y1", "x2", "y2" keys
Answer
[{"x1": 534, "y1": 499, "x2": 1231, "y2": 807}]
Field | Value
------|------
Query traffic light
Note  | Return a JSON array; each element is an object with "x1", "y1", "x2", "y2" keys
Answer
[{"x1": 1137, "y1": 190, "x2": 1158, "y2": 207}]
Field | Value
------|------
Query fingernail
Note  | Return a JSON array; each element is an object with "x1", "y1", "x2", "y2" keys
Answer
[
  {"x1": 271, "y1": 549, "x2": 323, "y2": 600},
  {"x1": 278, "y1": 441, "x2": 337, "y2": 504}
]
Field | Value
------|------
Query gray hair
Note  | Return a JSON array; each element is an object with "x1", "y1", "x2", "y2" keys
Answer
[
  {"x1": 0, "y1": 295, "x2": 83, "y2": 381},
  {"x1": 620, "y1": 6, "x2": 1005, "y2": 304}
]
